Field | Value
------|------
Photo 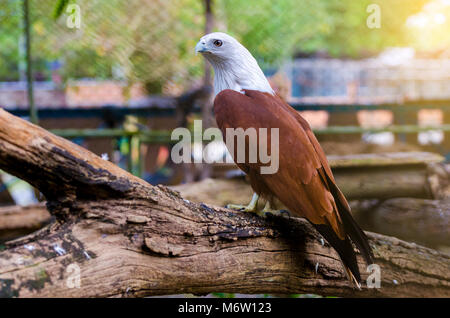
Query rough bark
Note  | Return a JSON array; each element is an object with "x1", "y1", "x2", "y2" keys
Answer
[
  {"x1": 173, "y1": 178, "x2": 255, "y2": 208},
  {"x1": 174, "y1": 179, "x2": 450, "y2": 248},
  {"x1": 0, "y1": 109, "x2": 448, "y2": 298}
]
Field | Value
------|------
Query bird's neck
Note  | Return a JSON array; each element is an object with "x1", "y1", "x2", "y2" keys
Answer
[{"x1": 209, "y1": 58, "x2": 274, "y2": 96}]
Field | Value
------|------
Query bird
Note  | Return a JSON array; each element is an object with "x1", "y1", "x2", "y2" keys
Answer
[{"x1": 195, "y1": 32, "x2": 373, "y2": 287}]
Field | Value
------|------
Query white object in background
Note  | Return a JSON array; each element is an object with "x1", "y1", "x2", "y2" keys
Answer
[
  {"x1": 362, "y1": 132, "x2": 395, "y2": 145},
  {"x1": 1, "y1": 172, "x2": 38, "y2": 206},
  {"x1": 418, "y1": 130, "x2": 444, "y2": 145}
]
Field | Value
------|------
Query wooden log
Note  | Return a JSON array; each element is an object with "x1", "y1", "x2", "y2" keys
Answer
[
  {"x1": 335, "y1": 166, "x2": 430, "y2": 200},
  {"x1": 330, "y1": 153, "x2": 447, "y2": 200},
  {"x1": 172, "y1": 178, "x2": 255, "y2": 208},
  {"x1": 175, "y1": 151, "x2": 446, "y2": 206},
  {"x1": 0, "y1": 109, "x2": 448, "y2": 298},
  {"x1": 0, "y1": 204, "x2": 51, "y2": 242},
  {"x1": 444, "y1": 110, "x2": 450, "y2": 160},
  {"x1": 352, "y1": 198, "x2": 450, "y2": 249},
  {"x1": 427, "y1": 162, "x2": 450, "y2": 199},
  {"x1": 174, "y1": 178, "x2": 450, "y2": 249}
]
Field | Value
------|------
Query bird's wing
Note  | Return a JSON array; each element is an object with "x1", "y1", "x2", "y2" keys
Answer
[
  {"x1": 214, "y1": 89, "x2": 373, "y2": 281},
  {"x1": 214, "y1": 89, "x2": 344, "y2": 236},
  {"x1": 263, "y1": 90, "x2": 352, "y2": 212},
  {"x1": 263, "y1": 91, "x2": 374, "y2": 264}
]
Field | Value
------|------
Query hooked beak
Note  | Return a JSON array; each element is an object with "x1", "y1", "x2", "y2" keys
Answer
[{"x1": 195, "y1": 41, "x2": 209, "y2": 55}]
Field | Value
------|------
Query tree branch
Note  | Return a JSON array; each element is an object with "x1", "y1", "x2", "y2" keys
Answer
[
  {"x1": 0, "y1": 109, "x2": 448, "y2": 298},
  {"x1": 173, "y1": 179, "x2": 450, "y2": 249}
]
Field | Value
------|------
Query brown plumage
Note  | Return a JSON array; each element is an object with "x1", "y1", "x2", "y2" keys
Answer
[
  {"x1": 196, "y1": 31, "x2": 373, "y2": 286},
  {"x1": 214, "y1": 89, "x2": 374, "y2": 285}
]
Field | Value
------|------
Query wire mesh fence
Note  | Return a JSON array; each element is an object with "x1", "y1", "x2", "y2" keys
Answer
[
  {"x1": 2, "y1": 0, "x2": 449, "y2": 106},
  {"x1": 0, "y1": 0, "x2": 449, "y2": 204},
  {"x1": 0, "y1": 1, "x2": 449, "y2": 141},
  {"x1": 1, "y1": 0, "x2": 208, "y2": 100}
]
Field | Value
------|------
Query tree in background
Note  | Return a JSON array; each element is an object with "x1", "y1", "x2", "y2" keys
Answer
[
  {"x1": 38, "y1": 0, "x2": 205, "y2": 94},
  {"x1": 0, "y1": 0, "x2": 439, "y2": 92},
  {"x1": 0, "y1": 0, "x2": 24, "y2": 81}
]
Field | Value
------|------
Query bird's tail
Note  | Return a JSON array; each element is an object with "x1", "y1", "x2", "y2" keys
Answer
[
  {"x1": 312, "y1": 223, "x2": 363, "y2": 287},
  {"x1": 327, "y1": 175, "x2": 374, "y2": 267},
  {"x1": 315, "y1": 174, "x2": 374, "y2": 287},
  {"x1": 337, "y1": 198, "x2": 374, "y2": 267}
]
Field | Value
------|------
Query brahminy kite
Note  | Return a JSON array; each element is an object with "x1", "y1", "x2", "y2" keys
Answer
[{"x1": 196, "y1": 32, "x2": 373, "y2": 287}]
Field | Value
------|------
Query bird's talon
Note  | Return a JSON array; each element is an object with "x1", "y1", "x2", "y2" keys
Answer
[
  {"x1": 260, "y1": 201, "x2": 290, "y2": 218},
  {"x1": 226, "y1": 193, "x2": 259, "y2": 213},
  {"x1": 226, "y1": 204, "x2": 256, "y2": 213},
  {"x1": 256, "y1": 211, "x2": 270, "y2": 218}
]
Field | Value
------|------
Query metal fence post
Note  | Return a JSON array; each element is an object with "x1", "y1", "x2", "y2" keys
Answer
[
  {"x1": 129, "y1": 134, "x2": 141, "y2": 177},
  {"x1": 444, "y1": 111, "x2": 450, "y2": 160},
  {"x1": 23, "y1": 0, "x2": 38, "y2": 124},
  {"x1": 393, "y1": 108, "x2": 418, "y2": 145}
]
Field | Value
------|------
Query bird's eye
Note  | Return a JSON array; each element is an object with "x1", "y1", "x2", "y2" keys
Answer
[{"x1": 213, "y1": 40, "x2": 223, "y2": 47}]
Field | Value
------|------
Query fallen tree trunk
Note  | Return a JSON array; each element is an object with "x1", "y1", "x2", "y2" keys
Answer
[
  {"x1": 330, "y1": 152, "x2": 448, "y2": 200},
  {"x1": 208, "y1": 152, "x2": 446, "y2": 201},
  {"x1": 0, "y1": 204, "x2": 51, "y2": 242},
  {"x1": 352, "y1": 198, "x2": 450, "y2": 249},
  {"x1": 0, "y1": 109, "x2": 448, "y2": 298}
]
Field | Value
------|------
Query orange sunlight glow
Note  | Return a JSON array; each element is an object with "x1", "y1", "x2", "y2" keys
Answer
[{"x1": 406, "y1": 0, "x2": 450, "y2": 50}]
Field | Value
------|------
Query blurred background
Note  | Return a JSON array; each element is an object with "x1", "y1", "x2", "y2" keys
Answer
[
  {"x1": 0, "y1": 0, "x2": 449, "y2": 241},
  {"x1": 0, "y1": 0, "x2": 449, "y2": 298}
]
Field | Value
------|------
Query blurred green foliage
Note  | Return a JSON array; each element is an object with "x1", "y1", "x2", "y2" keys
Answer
[
  {"x1": 0, "y1": 0, "x2": 23, "y2": 81},
  {"x1": 212, "y1": 292, "x2": 236, "y2": 298},
  {"x1": 0, "y1": 0, "x2": 430, "y2": 92}
]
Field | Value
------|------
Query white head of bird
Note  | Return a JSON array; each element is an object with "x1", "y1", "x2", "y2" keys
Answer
[{"x1": 195, "y1": 32, "x2": 274, "y2": 96}]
